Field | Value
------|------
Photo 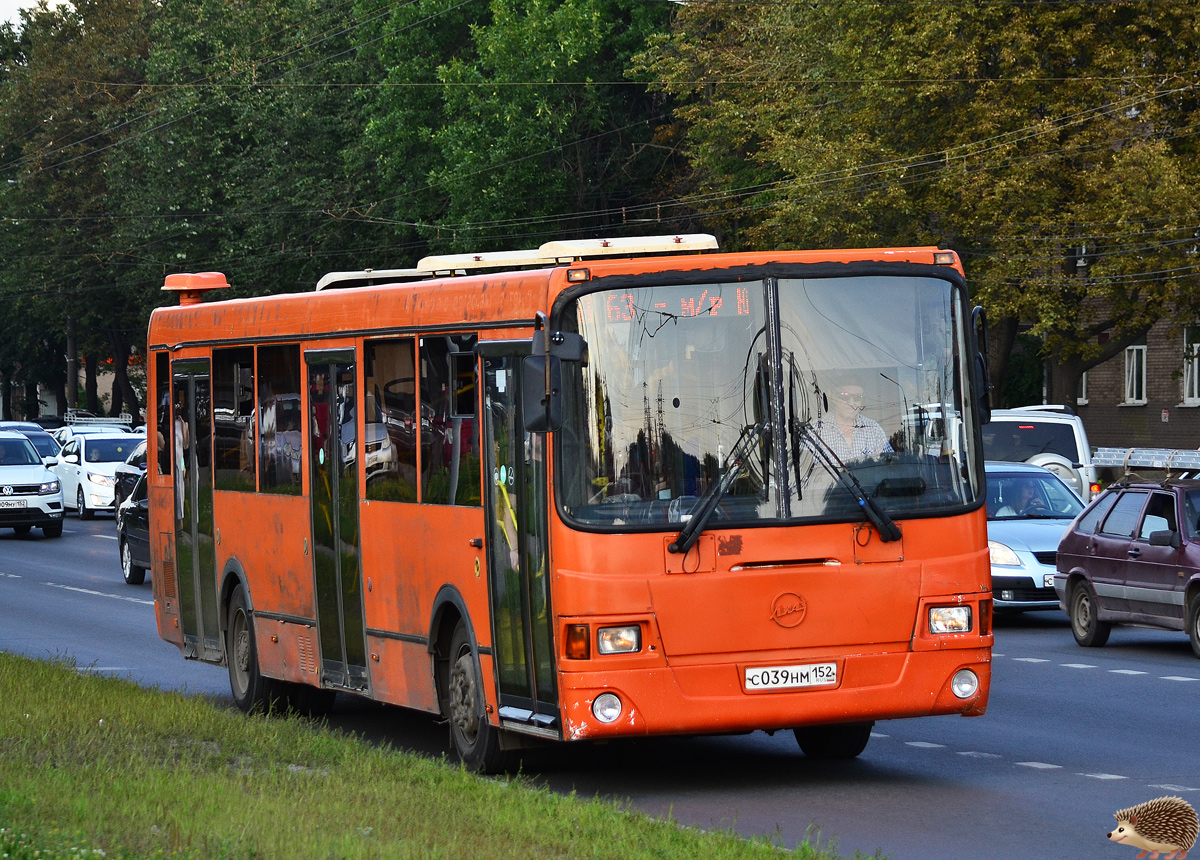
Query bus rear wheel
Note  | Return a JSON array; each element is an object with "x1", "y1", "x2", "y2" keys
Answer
[
  {"x1": 446, "y1": 621, "x2": 513, "y2": 774},
  {"x1": 227, "y1": 584, "x2": 285, "y2": 713},
  {"x1": 794, "y1": 722, "x2": 873, "y2": 759}
]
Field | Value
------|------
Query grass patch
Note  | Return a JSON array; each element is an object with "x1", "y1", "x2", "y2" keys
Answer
[{"x1": 0, "y1": 653, "x2": 852, "y2": 859}]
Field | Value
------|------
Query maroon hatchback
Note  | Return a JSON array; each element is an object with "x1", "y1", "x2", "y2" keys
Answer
[{"x1": 1056, "y1": 473, "x2": 1200, "y2": 657}]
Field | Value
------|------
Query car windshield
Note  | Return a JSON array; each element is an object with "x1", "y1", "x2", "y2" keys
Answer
[
  {"x1": 558, "y1": 274, "x2": 982, "y2": 529},
  {"x1": 85, "y1": 438, "x2": 140, "y2": 463},
  {"x1": 987, "y1": 470, "x2": 1084, "y2": 519},
  {"x1": 0, "y1": 438, "x2": 42, "y2": 466},
  {"x1": 23, "y1": 434, "x2": 59, "y2": 458}
]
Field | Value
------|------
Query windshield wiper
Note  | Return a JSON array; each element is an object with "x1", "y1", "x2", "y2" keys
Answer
[
  {"x1": 668, "y1": 421, "x2": 769, "y2": 556},
  {"x1": 799, "y1": 422, "x2": 902, "y2": 542}
]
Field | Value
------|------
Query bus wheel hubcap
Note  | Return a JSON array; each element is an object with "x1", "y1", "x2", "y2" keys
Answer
[{"x1": 449, "y1": 652, "x2": 479, "y2": 742}]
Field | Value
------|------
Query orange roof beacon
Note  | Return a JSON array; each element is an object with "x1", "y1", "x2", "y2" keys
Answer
[{"x1": 145, "y1": 236, "x2": 993, "y2": 772}]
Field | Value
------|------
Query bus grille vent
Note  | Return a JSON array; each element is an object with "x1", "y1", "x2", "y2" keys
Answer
[
  {"x1": 161, "y1": 537, "x2": 177, "y2": 599},
  {"x1": 298, "y1": 632, "x2": 315, "y2": 676}
]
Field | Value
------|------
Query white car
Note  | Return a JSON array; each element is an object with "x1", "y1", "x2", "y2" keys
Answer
[
  {"x1": 54, "y1": 433, "x2": 142, "y2": 519},
  {"x1": 0, "y1": 430, "x2": 65, "y2": 537},
  {"x1": 982, "y1": 406, "x2": 1098, "y2": 500}
]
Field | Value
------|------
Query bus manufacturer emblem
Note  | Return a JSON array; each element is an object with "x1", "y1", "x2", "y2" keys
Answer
[{"x1": 770, "y1": 592, "x2": 807, "y2": 628}]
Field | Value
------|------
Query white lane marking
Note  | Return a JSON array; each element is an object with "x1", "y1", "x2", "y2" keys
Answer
[
  {"x1": 0, "y1": 572, "x2": 19, "y2": 579},
  {"x1": 870, "y1": 732, "x2": 889, "y2": 738},
  {"x1": 906, "y1": 742, "x2": 945, "y2": 749},
  {"x1": 44, "y1": 582, "x2": 153, "y2": 606},
  {"x1": 959, "y1": 751, "x2": 1003, "y2": 759},
  {"x1": 1061, "y1": 663, "x2": 1097, "y2": 669},
  {"x1": 1017, "y1": 762, "x2": 1062, "y2": 770},
  {"x1": 95, "y1": 535, "x2": 117, "y2": 541},
  {"x1": 1110, "y1": 669, "x2": 1148, "y2": 675},
  {"x1": 1081, "y1": 773, "x2": 1128, "y2": 780},
  {"x1": 1151, "y1": 784, "x2": 1200, "y2": 792},
  {"x1": 1013, "y1": 658, "x2": 1050, "y2": 663},
  {"x1": 1160, "y1": 676, "x2": 1200, "y2": 682},
  {"x1": 77, "y1": 667, "x2": 131, "y2": 673}
]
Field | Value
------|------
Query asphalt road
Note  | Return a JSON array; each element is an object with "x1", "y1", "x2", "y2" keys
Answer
[{"x1": 2, "y1": 515, "x2": 1199, "y2": 860}]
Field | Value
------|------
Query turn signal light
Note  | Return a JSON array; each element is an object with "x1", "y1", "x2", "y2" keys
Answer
[{"x1": 566, "y1": 624, "x2": 590, "y2": 659}]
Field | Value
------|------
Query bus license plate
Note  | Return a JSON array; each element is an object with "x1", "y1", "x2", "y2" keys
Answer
[
  {"x1": 0, "y1": 499, "x2": 26, "y2": 509},
  {"x1": 745, "y1": 662, "x2": 837, "y2": 691}
]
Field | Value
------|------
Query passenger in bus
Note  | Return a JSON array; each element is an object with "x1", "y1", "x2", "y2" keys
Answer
[{"x1": 815, "y1": 376, "x2": 892, "y2": 462}]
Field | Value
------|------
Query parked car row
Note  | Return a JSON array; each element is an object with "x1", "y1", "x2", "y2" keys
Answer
[{"x1": 0, "y1": 417, "x2": 145, "y2": 534}]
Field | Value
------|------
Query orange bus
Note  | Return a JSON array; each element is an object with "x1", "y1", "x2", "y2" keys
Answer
[{"x1": 145, "y1": 235, "x2": 993, "y2": 772}]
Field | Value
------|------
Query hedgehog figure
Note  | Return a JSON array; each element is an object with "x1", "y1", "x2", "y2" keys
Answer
[{"x1": 1108, "y1": 796, "x2": 1199, "y2": 859}]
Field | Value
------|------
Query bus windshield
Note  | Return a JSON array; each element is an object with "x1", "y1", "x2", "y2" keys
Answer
[{"x1": 559, "y1": 274, "x2": 981, "y2": 529}]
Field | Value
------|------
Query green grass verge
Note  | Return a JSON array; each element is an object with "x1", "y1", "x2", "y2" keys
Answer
[{"x1": 0, "y1": 653, "x2": 854, "y2": 860}]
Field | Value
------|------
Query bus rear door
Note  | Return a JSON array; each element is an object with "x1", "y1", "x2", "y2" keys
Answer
[{"x1": 172, "y1": 359, "x2": 221, "y2": 662}]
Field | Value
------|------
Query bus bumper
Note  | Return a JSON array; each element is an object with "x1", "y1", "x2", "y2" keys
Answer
[{"x1": 557, "y1": 647, "x2": 990, "y2": 740}]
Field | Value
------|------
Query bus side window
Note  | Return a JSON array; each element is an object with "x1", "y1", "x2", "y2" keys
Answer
[
  {"x1": 257, "y1": 344, "x2": 303, "y2": 495},
  {"x1": 420, "y1": 334, "x2": 480, "y2": 506},
  {"x1": 364, "y1": 338, "x2": 418, "y2": 502},
  {"x1": 154, "y1": 350, "x2": 171, "y2": 477}
]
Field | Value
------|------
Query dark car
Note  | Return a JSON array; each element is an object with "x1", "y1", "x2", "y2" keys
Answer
[
  {"x1": 0, "y1": 422, "x2": 61, "y2": 464},
  {"x1": 116, "y1": 473, "x2": 150, "y2": 585},
  {"x1": 113, "y1": 438, "x2": 147, "y2": 511},
  {"x1": 1056, "y1": 452, "x2": 1200, "y2": 657}
]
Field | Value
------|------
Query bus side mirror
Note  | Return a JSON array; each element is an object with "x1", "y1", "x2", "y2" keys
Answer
[
  {"x1": 523, "y1": 314, "x2": 587, "y2": 433},
  {"x1": 522, "y1": 355, "x2": 562, "y2": 432}
]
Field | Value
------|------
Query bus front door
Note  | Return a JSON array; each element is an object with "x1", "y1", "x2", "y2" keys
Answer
[
  {"x1": 172, "y1": 361, "x2": 221, "y2": 662},
  {"x1": 306, "y1": 352, "x2": 369, "y2": 693},
  {"x1": 482, "y1": 355, "x2": 558, "y2": 733}
]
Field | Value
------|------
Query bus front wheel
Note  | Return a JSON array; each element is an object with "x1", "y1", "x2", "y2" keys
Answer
[
  {"x1": 446, "y1": 621, "x2": 513, "y2": 774},
  {"x1": 794, "y1": 722, "x2": 873, "y2": 759}
]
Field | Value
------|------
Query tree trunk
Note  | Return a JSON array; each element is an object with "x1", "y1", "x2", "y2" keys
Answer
[
  {"x1": 986, "y1": 316, "x2": 1020, "y2": 409},
  {"x1": 105, "y1": 329, "x2": 142, "y2": 423},
  {"x1": 84, "y1": 355, "x2": 100, "y2": 414},
  {"x1": 66, "y1": 315, "x2": 78, "y2": 411}
]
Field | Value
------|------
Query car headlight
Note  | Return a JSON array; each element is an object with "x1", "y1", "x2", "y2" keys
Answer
[
  {"x1": 40, "y1": 479, "x2": 60, "y2": 494},
  {"x1": 87, "y1": 473, "x2": 116, "y2": 487},
  {"x1": 929, "y1": 606, "x2": 972, "y2": 634},
  {"x1": 988, "y1": 540, "x2": 1021, "y2": 567}
]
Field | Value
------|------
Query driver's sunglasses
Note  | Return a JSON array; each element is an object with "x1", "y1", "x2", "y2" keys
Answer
[{"x1": 838, "y1": 391, "x2": 864, "y2": 403}]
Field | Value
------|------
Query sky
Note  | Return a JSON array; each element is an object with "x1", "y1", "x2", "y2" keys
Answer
[{"x1": 2, "y1": 0, "x2": 27, "y2": 29}]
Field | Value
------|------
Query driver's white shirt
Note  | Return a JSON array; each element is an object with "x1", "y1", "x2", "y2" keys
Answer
[{"x1": 815, "y1": 415, "x2": 893, "y2": 462}]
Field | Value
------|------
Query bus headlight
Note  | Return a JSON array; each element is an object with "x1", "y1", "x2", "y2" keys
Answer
[
  {"x1": 951, "y1": 669, "x2": 979, "y2": 699},
  {"x1": 592, "y1": 693, "x2": 623, "y2": 723},
  {"x1": 929, "y1": 606, "x2": 972, "y2": 634},
  {"x1": 597, "y1": 626, "x2": 640, "y2": 655}
]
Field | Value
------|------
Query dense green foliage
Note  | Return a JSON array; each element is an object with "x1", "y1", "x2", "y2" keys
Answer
[
  {"x1": 638, "y1": 1, "x2": 1200, "y2": 402},
  {"x1": 1, "y1": 0, "x2": 1197, "y2": 412}
]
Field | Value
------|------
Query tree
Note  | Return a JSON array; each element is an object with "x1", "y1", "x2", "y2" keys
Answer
[
  {"x1": 638, "y1": 2, "x2": 1200, "y2": 403},
  {"x1": 354, "y1": 0, "x2": 677, "y2": 253},
  {"x1": 0, "y1": 0, "x2": 154, "y2": 419}
]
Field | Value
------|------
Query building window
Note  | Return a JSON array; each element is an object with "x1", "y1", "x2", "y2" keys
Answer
[
  {"x1": 1124, "y1": 345, "x2": 1147, "y2": 405},
  {"x1": 1076, "y1": 371, "x2": 1088, "y2": 407},
  {"x1": 1184, "y1": 328, "x2": 1200, "y2": 406}
]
